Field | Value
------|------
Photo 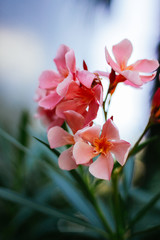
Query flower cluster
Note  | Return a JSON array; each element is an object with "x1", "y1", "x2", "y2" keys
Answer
[{"x1": 35, "y1": 39, "x2": 159, "y2": 180}]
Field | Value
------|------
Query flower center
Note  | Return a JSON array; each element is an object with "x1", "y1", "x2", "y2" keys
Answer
[{"x1": 93, "y1": 137, "x2": 112, "y2": 156}]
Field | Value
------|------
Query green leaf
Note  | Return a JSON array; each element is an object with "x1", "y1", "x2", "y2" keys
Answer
[
  {"x1": 128, "y1": 190, "x2": 160, "y2": 229},
  {"x1": 131, "y1": 224, "x2": 160, "y2": 237},
  {"x1": 0, "y1": 187, "x2": 106, "y2": 237}
]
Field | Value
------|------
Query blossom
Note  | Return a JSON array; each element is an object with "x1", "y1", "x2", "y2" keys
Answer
[
  {"x1": 73, "y1": 119, "x2": 131, "y2": 180},
  {"x1": 38, "y1": 45, "x2": 96, "y2": 109},
  {"x1": 150, "y1": 88, "x2": 160, "y2": 123},
  {"x1": 47, "y1": 110, "x2": 90, "y2": 170},
  {"x1": 56, "y1": 81, "x2": 103, "y2": 125},
  {"x1": 105, "y1": 39, "x2": 159, "y2": 88}
]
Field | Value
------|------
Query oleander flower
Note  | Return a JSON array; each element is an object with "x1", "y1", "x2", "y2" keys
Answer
[
  {"x1": 48, "y1": 110, "x2": 91, "y2": 170},
  {"x1": 73, "y1": 119, "x2": 131, "y2": 180},
  {"x1": 105, "y1": 39, "x2": 159, "y2": 88},
  {"x1": 150, "y1": 88, "x2": 160, "y2": 123},
  {"x1": 38, "y1": 44, "x2": 96, "y2": 109},
  {"x1": 56, "y1": 81, "x2": 103, "y2": 125}
]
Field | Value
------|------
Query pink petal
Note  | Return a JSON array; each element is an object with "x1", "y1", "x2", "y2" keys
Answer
[
  {"x1": 121, "y1": 70, "x2": 143, "y2": 86},
  {"x1": 56, "y1": 74, "x2": 73, "y2": 96},
  {"x1": 101, "y1": 119, "x2": 120, "y2": 140},
  {"x1": 140, "y1": 72, "x2": 157, "y2": 83},
  {"x1": 124, "y1": 80, "x2": 141, "y2": 88},
  {"x1": 39, "y1": 92, "x2": 63, "y2": 110},
  {"x1": 58, "y1": 147, "x2": 77, "y2": 170},
  {"x1": 47, "y1": 118, "x2": 64, "y2": 132},
  {"x1": 77, "y1": 125, "x2": 101, "y2": 144},
  {"x1": 39, "y1": 70, "x2": 61, "y2": 89},
  {"x1": 110, "y1": 140, "x2": 131, "y2": 166},
  {"x1": 89, "y1": 153, "x2": 114, "y2": 180},
  {"x1": 48, "y1": 126, "x2": 74, "y2": 148},
  {"x1": 64, "y1": 110, "x2": 85, "y2": 134},
  {"x1": 131, "y1": 59, "x2": 159, "y2": 73},
  {"x1": 77, "y1": 70, "x2": 95, "y2": 88},
  {"x1": 73, "y1": 141, "x2": 94, "y2": 164},
  {"x1": 112, "y1": 39, "x2": 133, "y2": 67},
  {"x1": 54, "y1": 44, "x2": 70, "y2": 76},
  {"x1": 105, "y1": 47, "x2": 121, "y2": 72},
  {"x1": 65, "y1": 49, "x2": 76, "y2": 73},
  {"x1": 94, "y1": 70, "x2": 110, "y2": 78}
]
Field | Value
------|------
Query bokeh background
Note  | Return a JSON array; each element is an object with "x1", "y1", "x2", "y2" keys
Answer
[
  {"x1": 0, "y1": 1, "x2": 160, "y2": 239},
  {"x1": 0, "y1": 0, "x2": 159, "y2": 142}
]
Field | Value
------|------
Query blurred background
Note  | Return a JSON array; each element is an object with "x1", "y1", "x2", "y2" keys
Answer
[
  {"x1": 0, "y1": 0, "x2": 160, "y2": 239},
  {"x1": 0, "y1": 0, "x2": 159, "y2": 142}
]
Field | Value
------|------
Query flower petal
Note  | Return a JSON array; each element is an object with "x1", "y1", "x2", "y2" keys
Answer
[
  {"x1": 121, "y1": 70, "x2": 143, "y2": 86},
  {"x1": 140, "y1": 72, "x2": 157, "y2": 83},
  {"x1": 101, "y1": 119, "x2": 120, "y2": 140},
  {"x1": 39, "y1": 70, "x2": 61, "y2": 89},
  {"x1": 112, "y1": 39, "x2": 133, "y2": 67},
  {"x1": 73, "y1": 141, "x2": 94, "y2": 164},
  {"x1": 64, "y1": 110, "x2": 85, "y2": 134},
  {"x1": 58, "y1": 147, "x2": 77, "y2": 170},
  {"x1": 65, "y1": 49, "x2": 76, "y2": 73},
  {"x1": 110, "y1": 140, "x2": 131, "y2": 166},
  {"x1": 77, "y1": 125, "x2": 101, "y2": 144},
  {"x1": 84, "y1": 100, "x2": 99, "y2": 125},
  {"x1": 48, "y1": 126, "x2": 74, "y2": 148},
  {"x1": 54, "y1": 44, "x2": 70, "y2": 76},
  {"x1": 39, "y1": 92, "x2": 63, "y2": 110},
  {"x1": 105, "y1": 47, "x2": 121, "y2": 72},
  {"x1": 77, "y1": 70, "x2": 95, "y2": 88},
  {"x1": 131, "y1": 59, "x2": 159, "y2": 73},
  {"x1": 56, "y1": 74, "x2": 73, "y2": 96},
  {"x1": 89, "y1": 153, "x2": 114, "y2": 180}
]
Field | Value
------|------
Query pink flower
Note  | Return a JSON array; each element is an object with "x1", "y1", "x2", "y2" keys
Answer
[
  {"x1": 73, "y1": 119, "x2": 131, "y2": 180},
  {"x1": 56, "y1": 81, "x2": 103, "y2": 125},
  {"x1": 38, "y1": 45, "x2": 96, "y2": 110},
  {"x1": 150, "y1": 88, "x2": 160, "y2": 123},
  {"x1": 105, "y1": 39, "x2": 159, "y2": 87},
  {"x1": 47, "y1": 110, "x2": 91, "y2": 170}
]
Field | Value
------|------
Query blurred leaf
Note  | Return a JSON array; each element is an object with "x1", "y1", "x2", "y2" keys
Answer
[
  {"x1": 0, "y1": 187, "x2": 105, "y2": 235},
  {"x1": 131, "y1": 224, "x2": 160, "y2": 238},
  {"x1": 128, "y1": 190, "x2": 160, "y2": 228}
]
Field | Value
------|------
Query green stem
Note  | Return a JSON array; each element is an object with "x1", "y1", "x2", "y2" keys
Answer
[
  {"x1": 71, "y1": 170, "x2": 113, "y2": 238},
  {"x1": 112, "y1": 173, "x2": 124, "y2": 240},
  {"x1": 127, "y1": 121, "x2": 152, "y2": 159},
  {"x1": 103, "y1": 93, "x2": 112, "y2": 121}
]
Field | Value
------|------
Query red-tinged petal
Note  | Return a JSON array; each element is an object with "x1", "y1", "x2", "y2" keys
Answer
[
  {"x1": 77, "y1": 125, "x2": 101, "y2": 144},
  {"x1": 110, "y1": 140, "x2": 131, "y2": 166},
  {"x1": 93, "y1": 84, "x2": 103, "y2": 105},
  {"x1": 101, "y1": 119, "x2": 120, "y2": 140},
  {"x1": 58, "y1": 147, "x2": 77, "y2": 170},
  {"x1": 84, "y1": 100, "x2": 99, "y2": 125},
  {"x1": 112, "y1": 39, "x2": 133, "y2": 67},
  {"x1": 65, "y1": 49, "x2": 76, "y2": 73},
  {"x1": 64, "y1": 110, "x2": 85, "y2": 134},
  {"x1": 56, "y1": 99, "x2": 86, "y2": 118},
  {"x1": 54, "y1": 44, "x2": 70, "y2": 76},
  {"x1": 47, "y1": 118, "x2": 64, "y2": 132},
  {"x1": 39, "y1": 70, "x2": 61, "y2": 89},
  {"x1": 140, "y1": 72, "x2": 157, "y2": 83},
  {"x1": 77, "y1": 70, "x2": 95, "y2": 88},
  {"x1": 89, "y1": 153, "x2": 114, "y2": 180},
  {"x1": 131, "y1": 59, "x2": 159, "y2": 73},
  {"x1": 56, "y1": 74, "x2": 73, "y2": 96},
  {"x1": 48, "y1": 126, "x2": 74, "y2": 148},
  {"x1": 73, "y1": 141, "x2": 94, "y2": 164},
  {"x1": 105, "y1": 47, "x2": 121, "y2": 72},
  {"x1": 121, "y1": 70, "x2": 143, "y2": 86},
  {"x1": 39, "y1": 92, "x2": 63, "y2": 110}
]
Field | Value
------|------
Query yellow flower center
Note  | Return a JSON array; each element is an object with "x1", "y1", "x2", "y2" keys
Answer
[{"x1": 93, "y1": 137, "x2": 112, "y2": 156}]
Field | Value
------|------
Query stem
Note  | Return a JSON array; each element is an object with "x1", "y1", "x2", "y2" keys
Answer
[
  {"x1": 71, "y1": 170, "x2": 113, "y2": 238},
  {"x1": 127, "y1": 121, "x2": 152, "y2": 159},
  {"x1": 112, "y1": 173, "x2": 124, "y2": 240},
  {"x1": 103, "y1": 93, "x2": 112, "y2": 121}
]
